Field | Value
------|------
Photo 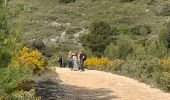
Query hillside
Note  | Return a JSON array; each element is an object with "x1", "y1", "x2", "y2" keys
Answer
[{"x1": 8, "y1": 0, "x2": 170, "y2": 52}]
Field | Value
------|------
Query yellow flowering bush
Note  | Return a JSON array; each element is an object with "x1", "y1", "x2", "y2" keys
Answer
[
  {"x1": 84, "y1": 57, "x2": 109, "y2": 68},
  {"x1": 13, "y1": 47, "x2": 47, "y2": 71},
  {"x1": 160, "y1": 58, "x2": 170, "y2": 77},
  {"x1": 84, "y1": 57, "x2": 122, "y2": 71},
  {"x1": 160, "y1": 57, "x2": 170, "y2": 67},
  {"x1": 84, "y1": 57, "x2": 109, "y2": 67}
]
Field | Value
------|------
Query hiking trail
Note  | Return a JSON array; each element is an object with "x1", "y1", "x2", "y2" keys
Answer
[{"x1": 55, "y1": 68, "x2": 170, "y2": 100}]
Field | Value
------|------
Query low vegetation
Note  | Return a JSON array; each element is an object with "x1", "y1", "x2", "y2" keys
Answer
[
  {"x1": 6, "y1": 0, "x2": 170, "y2": 94},
  {"x1": 82, "y1": 20, "x2": 170, "y2": 92}
]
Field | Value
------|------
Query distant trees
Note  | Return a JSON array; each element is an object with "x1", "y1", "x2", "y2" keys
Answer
[{"x1": 80, "y1": 20, "x2": 117, "y2": 53}]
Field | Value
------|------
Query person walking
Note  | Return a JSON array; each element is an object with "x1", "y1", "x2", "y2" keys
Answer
[
  {"x1": 79, "y1": 51, "x2": 87, "y2": 71},
  {"x1": 58, "y1": 53, "x2": 63, "y2": 67},
  {"x1": 67, "y1": 51, "x2": 73, "y2": 70},
  {"x1": 72, "y1": 53, "x2": 79, "y2": 71}
]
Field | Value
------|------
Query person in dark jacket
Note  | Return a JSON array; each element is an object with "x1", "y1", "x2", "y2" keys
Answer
[
  {"x1": 78, "y1": 51, "x2": 87, "y2": 71},
  {"x1": 58, "y1": 53, "x2": 63, "y2": 67}
]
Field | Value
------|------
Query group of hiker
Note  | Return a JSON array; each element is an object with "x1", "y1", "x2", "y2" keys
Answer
[{"x1": 58, "y1": 51, "x2": 87, "y2": 71}]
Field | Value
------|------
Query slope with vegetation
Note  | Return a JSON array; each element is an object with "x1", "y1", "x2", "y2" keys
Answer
[
  {"x1": 7, "y1": 0, "x2": 170, "y2": 92},
  {"x1": 0, "y1": 1, "x2": 62, "y2": 99}
]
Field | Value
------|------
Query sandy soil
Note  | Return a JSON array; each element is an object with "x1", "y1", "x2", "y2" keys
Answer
[{"x1": 55, "y1": 68, "x2": 170, "y2": 100}]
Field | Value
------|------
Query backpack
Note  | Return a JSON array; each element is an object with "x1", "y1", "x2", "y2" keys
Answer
[
  {"x1": 82, "y1": 53, "x2": 87, "y2": 60},
  {"x1": 68, "y1": 56, "x2": 73, "y2": 62}
]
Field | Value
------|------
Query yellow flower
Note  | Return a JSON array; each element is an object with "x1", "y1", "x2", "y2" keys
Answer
[
  {"x1": 84, "y1": 57, "x2": 109, "y2": 68},
  {"x1": 12, "y1": 47, "x2": 46, "y2": 72}
]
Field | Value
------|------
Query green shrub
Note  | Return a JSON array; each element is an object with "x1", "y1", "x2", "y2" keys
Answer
[
  {"x1": 0, "y1": 66, "x2": 33, "y2": 93},
  {"x1": 146, "y1": 0, "x2": 156, "y2": 5},
  {"x1": 59, "y1": 0, "x2": 75, "y2": 3},
  {"x1": 0, "y1": 49, "x2": 11, "y2": 68},
  {"x1": 66, "y1": 27, "x2": 81, "y2": 35},
  {"x1": 119, "y1": 0, "x2": 134, "y2": 3},
  {"x1": 80, "y1": 20, "x2": 116, "y2": 53},
  {"x1": 146, "y1": 41, "x2": 168, "y2": 58},
  {"x1": 116, "y1": 24, "x2": 130, "y2": 35},
  {"x1": 158, "y1": 22, "x2": 170, "y2": 48},
  {"x1": 30, "y1": 40, "x2": 52, "y2": 58},
  {"x1": 119, "y1": 51, "x2": 161, "y2": 85},
  {"x1": 104, "y1": 43, "x2": 119, "y2": 59},
  {"x1": 10, "y1": 89, "x2": 37, "y2": 100},
  {"x1": 159, "y1": 58, "x2": 170, "y2": 91},
  {"x1": 118, "y1": 35, "x2": 135, "y2": 59},
  {"x1": 159, "y1": 3, "x2": 170, "y2": 16},
  {"x1": 130, "y1": 24, "x2": 151, "y2": 35},
  {"x1": 32, "y1": 39, "x2": 46, "y2": 50}
]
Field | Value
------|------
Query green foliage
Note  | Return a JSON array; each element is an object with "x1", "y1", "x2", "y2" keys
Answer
[
  {"x1": 116, "y1": 24, "x2": 130, "y2": 35},
  {"x1": 9, "y1": 89, "x2": 37, "y2": 100},
  {"x1": 66, "y1": 27, "x2": 81, "y2": 35},
  {"x1": 146, "y1": 0, "x2": 156, "y2": 5},
  {"x1": 146, "y1": 41, "x2": 168, "y2": 58},
  {"x1": 32, "y1": 39, "x2": 46, "y2": 50},
  {"x1": 105, "y1": 35, "x2": 135, "y2": 59},
  {"x1": 118, "y1": 48, "x2": 162, "y2": 83},
  {"x1": 158, "y1": 22, "x2": 170, "y2": 48},
  {"x1": 104, "y1": 43, "x2": 119, "y2": 59},
  {"x1": 158, "y1": 26, "x2": 168, "y2": 46},
  {"x1": 159, "y1": 3, "x2": 170, "y2": 16},
  {"x1": 80, "y1": 20, "x2": 116, "y2": 53},
  {"x1": 130, "y1": 24, "x2": 151, "y2": 35},
  {"x1": 30, "y1": 39, "x2": 52, "y2": 58},
  {"x1": 166, "y1": 21, "x2": 170, "y2": 48},
  {"x1": 0, "y1": 7, "x2": 8, "y2": 42},
  {"x1": 117, "y1": 35, "x2": 135, "y2": 59},
  {"x1": 0, "y1": 66, "x2": 33, "y2": 93},
  {"x1": 59, "y1": 0, "x2": 75, "y2": 3},
  {"x1": 119, "y1": 0, "x2": 134, "y2": 3},
  {"x1": 0, "y1": 49, "x2": 11, "y2": 68}
]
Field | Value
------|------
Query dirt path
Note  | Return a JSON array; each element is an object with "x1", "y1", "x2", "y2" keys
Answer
[{"x1": 55, "y1": 68, "x2": 170, "y2": 100}]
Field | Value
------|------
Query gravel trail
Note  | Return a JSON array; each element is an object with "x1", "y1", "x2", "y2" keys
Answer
[{"x1": 55, "y1": 68, "x2": 170, "y2": 100}]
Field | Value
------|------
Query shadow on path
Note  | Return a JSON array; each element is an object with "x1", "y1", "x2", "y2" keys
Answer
[
  {"x1": 63, "y1": 84, "x2": 120, "y2": 100},
  {"x1": 36, "y1": 80, "x2": 120, "y2": 100}
]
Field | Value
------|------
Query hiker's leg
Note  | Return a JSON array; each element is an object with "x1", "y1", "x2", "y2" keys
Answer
[
  {"x1": 80, "y1": 60, "x2": 84, "y2": 71},
  {"x1": 59, "y1": 61, "x2": 62, "y2": 67}
]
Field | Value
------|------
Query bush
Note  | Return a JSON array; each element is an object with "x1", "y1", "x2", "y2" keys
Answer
[
  {"x1": 10, "y1": 89, "x2": 38, "y2": 100},
  {"x1": 80, "y1": 20, "x2": 116, "y2": 53},
  {"x1": 104, "y1": 43, "x2": 119, "y2": 59},
  {"x1": 105, "y1": 35, "x2": 135, "y2": 59},
  {"x1": 116, "y1": 24, "x2": 130, "y2": 35},
  {"x1": 117, "y1": 35, "x2": 135, "y2": 59},
  {"x1": 32, "y1": 39, "x2": 46, "y2": 50},
  {"x1": 159, "y1": 57, "x2": 170, "y2": 91},
  {"x1": 0, "y1": 49, "x2": 11, "y2": 68},
  {"x1": 118, "y1": 52, "x2": 162, "y2": 85},
  {"x1": 119, "y1": 0, "x2": 134, "y2": 3},
  {"x1": 130, "y1": 24, "x2": 151, "y2": 35},
  {"x1": 158, "y1": 22, "x2": 170, "y2": 48},
  {"x1": 146, "y1": 41, "x2": 168, "y2": 58},
  {"x1": 59, "y1": 0, "x2": 75, "y2": 3},
  {"x1": 0, "y1": 66, "x2": 33, "y2": 93},
  {"x1": 13, "y1": 47, "x2": 48, "y2": 72},
  {"x1": 84, "y1": 57, "x2": 109, "y2": 69},
  {"x1": 146, "y1": 0, "x2": 156, "y2": 5},
  {"x1": 31, "y1": 40, "x2": 52, "y2": 58},
  {"x1": 159, "y1": 3, "x2": 170, "y2": 16}
]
